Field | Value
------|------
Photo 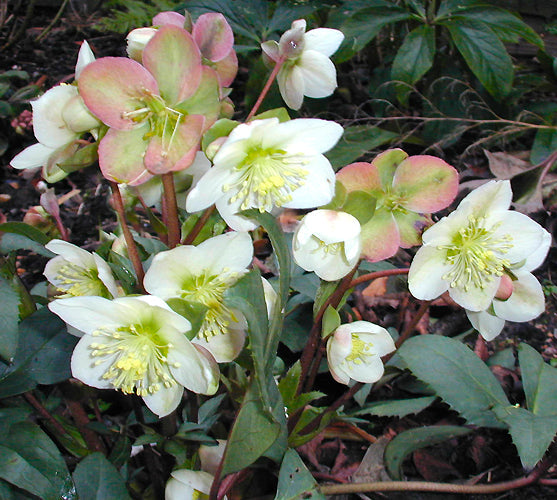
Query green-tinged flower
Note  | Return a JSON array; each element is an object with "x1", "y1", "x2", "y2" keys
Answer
[
  {"x1": 408, "y1": 180, "x2": 551, "y2": 313},
  {"x1": 186, "y1": 117, "x2": 343, "y2": 231},
  {"x1": 165, "y1": 469, "x2": 224, "y2": 500},
  {"x1": 336, "y1": 148, "x2": 458, "y2": 262},
  {"x1": 49, "y1": 295, "x2": 219, "y2": 417},
  {"x1": 44, "y1": 239, "x2": 119, "y2": 299},
  {"x1": 292, "y1": 209, "x2": 361, "y2": 281},
  {"x1": 326, "y1": 321, "x2": 395, "y2": 385},
  {"x1": 143, "y1": 231, "x2": 253, "y2": 362}
]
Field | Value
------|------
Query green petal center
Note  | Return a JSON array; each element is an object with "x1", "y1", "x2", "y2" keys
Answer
[{"x1": 55, "y1": 263, "x2": 111, "y2": 298}]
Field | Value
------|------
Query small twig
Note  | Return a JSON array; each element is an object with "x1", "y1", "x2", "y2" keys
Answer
[
  {"x1": 182, "y1": 205, "x2": 215, "y2": 245},
  {"x1": 24, "y1": 391, "x2": 69, "y2": 436},
  {"x1": 35, "y1": 0, "x2": 70, "y2": 43},
  {"x1": 65, "y1": 398, "x2": 106, "y2": 453},
  {"x1": 350, "y1": 268, "x2": 409, "y2": 288}
]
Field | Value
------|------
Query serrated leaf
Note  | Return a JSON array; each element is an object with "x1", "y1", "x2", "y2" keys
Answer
[
  {"x1": 385, "y1": 425, "x2": 472, "y2": 479},
  {"x1": 441, "y1": 17, "x2": 513, "y2": 99},
  {"x1": 397, "y1": 335, "x2": 509, "y2": 428},
  {"x1": 0, "y1": 276, "x2": 20, "y2": 363},
  {"x1": 493, "y1": 405, "x2": 557, "y2": 470},
  {"x1": 518, "y1": 343, "x2": 557, "y2": 416},
  {"x1": 351, "y1": 396, "x2": 436, "y2": 418},
  {"x1": 72, "y1": 453, "x2": 131, "y2": 500},
  {"x1": 275, "y1": 448, "x2": 324, "y2": 500}
]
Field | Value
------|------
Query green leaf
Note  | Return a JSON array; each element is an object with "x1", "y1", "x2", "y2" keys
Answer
[
  {"x1": 201, "y1": 118, "x2": 240, "y2": 156},
  {"x1": 166, "y1": 298, "x2": 208, "y2": 340},
  {"x1": 0, "y1": 276, "x2": 20, "y2": 363},
  {"x1": 275, "y1": 448, "x2": 324, "y2": 500},
  {"x1": 351, "y1": 396, "x2": 436, "y2": 418},
  {"x1": 325, "y1": 126, "x2": 399, "y2": 170},
  {"x1": 397, "y1": 335, "x2": 509, "y2": 427},
  {"x1": 441, "y1": 17, "x2": 513, "y2": 100},
  {"x1": 392, "y1": 24, "x2": 435, "y2": 104},
  {"x1": 385, "y1": 425, "x2": 472, "y2": 480},
  {"x1": 342, "y1": 190, "x2": 376, "y2": 225},
  {"x1": 0, "y1": 222, "x2": 50, "y2": 245},
  {"x1": 253, "y1": 107, "x2": 291, "y2": 123},
  {"x1": 321, "y1": 305, "x2": 341, "y2": 339},
  {"x1": 493, "y1": 405, "x2": 557, "y2": 470},
  {"x1": 0, "y1": 233, "x2": 54, "y2": 257},
  {"x1": 518, "y1": 343, "x2": 557, "y2": 416},
  {"x1": 58, "y1": 142, "x2": 99, "y2": 173},
  {"x1": 278, "y1": 361, "x2": 325, "y2": 414},
  {"x1": 531, "y1": 128, "x2": 557, "y2": 165},
  {"x1": 72, "y1": 453, "x2": 131, "y2": 500}
]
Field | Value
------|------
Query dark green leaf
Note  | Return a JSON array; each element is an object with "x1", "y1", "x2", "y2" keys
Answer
[
  {"x1": 72, "y1": 453, "x2": 131, "y2": 500},
  {"x1": 397, "y1": 335, "x2": 509, "y2": 427},
  {"x1": 321, "y1": 305, "x2": 341, "y2": 339},
  {"x1": 351, "y1": 396, "x2": 436, "y2": 418},
  {"x1": 441, "y1": 17, "x2": 513, "y2": 99},
  {"x1": 166, "y1": 298, "x2": 209, "y2": 340},
  {"x1": 385, "y1": 425, "x2": 472, "y2": 479},
  {"x1": 275, "y1": 448, "x2": 324, "y2": 500},
  {"x1": 0, "y1": 276, "x2": 20, "y2": 363},
  {"x1": 531, "y1": 128, "x2": 557, "y2": 165},
  {"x1": 0, "y1": 233, "x2": 54, "y2": 257},
  {"x1": 0, "y1": 222, "x2": 50, "y2": 245}
]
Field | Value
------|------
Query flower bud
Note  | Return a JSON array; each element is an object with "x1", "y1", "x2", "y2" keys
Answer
[
  {"x1": 126, "y1": 27, "x2": 157, "y2": 62},
  {"x1": 61, "y1": 94, "x2": 100, "y2": 134}
]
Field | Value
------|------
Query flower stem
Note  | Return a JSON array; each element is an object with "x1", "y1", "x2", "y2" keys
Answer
[
  {"x1": 109, "y1": 182, "x2": 145, "y2": 293},
  {"x1": 182, "y1": 205, "x2": 215, "y2": 245},
  {"x1": 245, "y1": 57, "x2": 286, "y2": 122},
  {"x1": 349, "y1": 267, "x2": 409, "y2": 288},
  {"x1": 161, "y1": 173, "x2": 180, "y2": 249},
  {"x1": 395, "y1": 300, "x2": 431, "y2": 349}
]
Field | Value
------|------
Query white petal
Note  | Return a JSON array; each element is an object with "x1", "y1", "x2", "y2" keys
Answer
[
  {"x1": 70, "y1": 334, "x2": 113, "y2": 389},
  {"x1": 421, "y1": 208, "x2": 471, "y2": 245},
  {"x1": 493, "y1": 272, "x2": 545, "y2": 322},
  {"x1": 449, "y1": 276, "x2": 500, "y2": 312},
  {"x1": 142, "y1": 384, "x2": 184, "y2": 417},
  {"x1": 343, "y1": 356, "x2": 385, "y2": 384},
  {"x1": 92, "y1": 253, "x2": 120, "y2": 298},
  {"x1": 45, "y1": 239, "x2": 95, "y2": 267},
  {"x1": 197, "y1": 231, "x2": 253, "y2": 272},
  {"x1": 193, "y1": 326, "x2": 246, "y2": 363},
  {"x1": 466, "y1": 310, "x2": 506, "y2": 341},
  {"x1": 277, "y1": 65, "x2": 305, "y2": 110},
  {"x1": 460, "y1": 180, "x2": 512, "y2": 217},
  {"x1": 523, "y1": 227, "x2": 551, "y2": 272},
  {"x1": 32, "y1": 85, "x2": 79, "y2": 147},
  {"x1": 301, "y1": 210, "x2": 360, "y2": 244},
  {"x1": 185, "y1": 166, "x2": 239, "y2": 213},
  {"x1": 75, "y1": 40, "x2": 95, "y2": 80},
  {"x1": 168, "y1": 470, "x2": 213, "y2": 497},
  {"x1": 303, "y1": 28, "x2": 344, "y2": 57},
  {"x1": 169, "y1": 341, "x2": 219, "y2": 395},
  {"x1": 10, "y1": 143, "x2": 52, "y2": 170},
  {"x1": 214, "y1": 195, "x2": 258, "y2": 231},
  {"x1": 297, "y1": 50, "x2": 337, "y2": 98},
  {"x1": 408, "y1": 245, "x2": 451, "y2": 300}
]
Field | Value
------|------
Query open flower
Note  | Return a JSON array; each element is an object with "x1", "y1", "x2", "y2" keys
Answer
[
  {"x1": 49, "y1": 295, "x2": 219, "y2": 417},
  {"x1": 327, "y1": 321, "x2": 395, "y2": 385},
  {"x1": 261, "y1": 19, "x2": 344, "y2": 110},
  {"x1": 143, "y1": 231, "x2": 253, "y2": 362},
  {"x1": 44, "y1": 239, "x2": 119, "y2": 299},
  {"x1": 186, "y1": 117, "x2": 343, "y2": 231},
  {"x1": 165, "y1": 470, "x2": 222, "y2": 500},
  {"x1": 292, "y1": 209, "x2": 361, "y2": 281},
  {"x1": 408, "y1": 180, "x2": 551, "y2": 312},
  {"x1": 10, "y1": 41, "x2": 99, "y2": 182},
  {"x1": 336, "y1": 149, "x2": 458, "y2": 262}
]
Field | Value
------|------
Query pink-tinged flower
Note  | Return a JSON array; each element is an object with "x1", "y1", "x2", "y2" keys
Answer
[
  {"x1": 327, "y1": 321, "x2": 395, "y2": 385},
  {"x1": 49, "y1": 295, "x2": 220, "y2": 417},
  {"x1": 79, "y1": 25, "x2": 218, "y2": 183},
  {"x1": 261, "y1": 19, "x2": 344, "y2": 110},
  {"x1": 293, "y1": 210, "x2": 361, "y2": 281},
  {"x1": 186, "y1": 117, "x2": 343, "y2": 231},
  {"x1": 408, "y1": 180, "x2": 551, "y2": 313},
  {"x1": 336, "y1": 149, "x2": 458, "y2": 262}
]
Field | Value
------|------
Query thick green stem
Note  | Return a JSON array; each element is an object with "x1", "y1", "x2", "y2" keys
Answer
[
  {"x1": 161, "y1": 173, "x2": 180, "y2": 249},
  {"x1": 109, "y1": 182, "x2": 145, "y2": 292}
]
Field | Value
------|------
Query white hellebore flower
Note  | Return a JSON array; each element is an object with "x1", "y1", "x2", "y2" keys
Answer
[
  {"x1": 261, "y1": 19, "x2": 344, "y2": 110},
  {"x1": 44, "y1": 239, "x2": 119, "y2": 299},
  {"x1": 186, "y1": 117, "x2": 343, "y2": 231},
  {"x1": 49, "y1": 295, "x2": 219, "y2": 417},
  {"x1": 10, "y1": 41, "x2": 100, "y2": 182},
  {"x1": 327, "y1": 321, "x2": 396, "y2": 385},
  {"x1": 293, "y1": 209, "x2": 361, "y2": 281},
  {"x1": 408, "y1": 180, "x2": 550, "y2": 312},
  {"x1": 144, "y1": 231, "x2": 253, "y2": 362},
  {"x1": 165, "y1": 470, "x2": 223, "y2": 500}
]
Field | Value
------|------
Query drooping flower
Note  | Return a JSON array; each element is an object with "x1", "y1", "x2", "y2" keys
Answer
[
  {"x1": 465, "y1": 229, "x2": 551, "y2": 340},
  {"x1": 408, "y1": 180, "x2": 551, "y2": 312},
  {"x1": 261, "y1": 19, "x2": 344, "y2": 110},
  {"x1": 44, "y1": 239, "x2": 120, "y2": 299},
  {"x1": 49, "y1": 295, "x2": 219, "y2": 417},
  {"x1": 292, "y1": 209, "x2": 361, "y2": 281},
  {"x1": 186, "y1": 117, "x2": 343, "y2": 231},
  {"x1": 326, "y1": 321, "x2": 396, "y2": 385},
  {"x1": 336, "y1": 148, "x2": 458, "y2": 262},
  {"x1": 10, "y1": 41, "x2": 99, "y2": 182},
  {"x1": 165, "y1": 469, "x2": 222, "y2": 500},
  {"x1": 143, "y1": 231, "x2": 253, "y2": 362}
]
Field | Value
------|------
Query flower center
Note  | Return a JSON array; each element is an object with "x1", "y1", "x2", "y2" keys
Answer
[
  {"x1": 192, "y1": 491, "x2": 209, "y2": 500},
  {"x1": 179, "y1": 269, "x2": 241, "y2": 341},
  {"x1": 90, "y1": 323, "x2": 178, "y2": 396},
  {"x1": 345, "y1": 334, "x2": 374, "y2": 365},
  {"x1": 438, "y1": 216, "x2": 514, "y2": 291},
  {"x1": 225, "y1": 147, "x2": 309, "y2": 212},
  {"x1": 55, "y1": 263, "x2": 112, "y2": 298}
]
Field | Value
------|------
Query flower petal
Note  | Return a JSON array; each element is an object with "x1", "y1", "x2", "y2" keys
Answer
[
  {"x1": 277, "y1": 64, "x2": 305, "y2": 110},
  {"x1": 186, "y1": 165, "x2": 240, "y2": 212},
  {"x1": 10, "y1": 143, "x2": 53, "y2": 170},
  {"x1": 408, "y1": 244, "x2": 451, "y2": 300},
  {"x1": 449, "y1": 275, "x2": 500, "y2": 312},
  {"x1": 359, "y1": 208, "x2": 400, "y2": 262},
  {"x1": 303, "y1": 28, "x2": 344, "y2": 57},
  {"x1": 142, "y1": 384, "x2": 184, "y2": 417},
  {"x1": 492, "y1": 272, "x2": 545, "y2": 322},
  {"x1": 297, "y1": 50, "x2": 337, "y2": 98},
  {"x1": 193, "y1": 325, "x2": 246, "y2": 363},
  {"x1": 70, "y1": 334, "x2": 114, "y2": 389},
  {"x1": 153, "y1": 11, "x2": 185, "y2": 27},
  {"x1": 336, "y1": 161, "x2": 382, "y2": 193},
  {"x1": 466, "y1": 310, "x2": 506, "y2": 341},
  {"x1": 75, "y1": 40, "x2": 95, "y2": 80},
  {"x1": 193, "y1": 13, "x2": 234, "y2": 62},
  {"x1": 394, "y1": 211, "x2": 430, "y2": 248},
  {"x1": 460, "y1": 180, "x2": 512, "y2": 218},
  {"x1": 169, "y1": 343, "x2": 219, "y2": 395},
  {"x1": 196, "y1": 231, "x2": 254, "y2": 272}
]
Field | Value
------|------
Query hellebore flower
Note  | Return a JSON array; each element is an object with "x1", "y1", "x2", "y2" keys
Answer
[
  {"x1": 408, "y1": 180, "x2": 551, "y2": 312},
  {"x1": 261, "y1": 19, "x2": 344, "y2": 110},
  {"x1": 326, "y1": 321, "x2": 396, "y2": 385},
  {"x1": 44, "y1": 239, "x2": 119, "y2": 299},
  {"x1": 186, "y1": 117, "x2": 343, "y2": 231},
  {"x1": 336, "y1": 149, "x2": 458, "y2": 262},
  {"x1": 165, "y1": 470, "x2": 222, "y2": 500},
  {"x1": 143, "y1": 231, "x2": 253, "y2": 362},
  {"x1": 10, "y1": 41, "x2": 99, "y2": 182},
  {"x1": 49, "y1": 295, "x2": 219, "y2": 417},
  {"x1": 292, "y1": 209, "x2": 361, "y2": 281},
  {"x1": 79, "y1": 25, "x2": 221, "y2": 183}
]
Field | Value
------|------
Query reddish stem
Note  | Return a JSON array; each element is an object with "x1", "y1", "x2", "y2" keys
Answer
[
  {"x1": 349, "y1": 267, "x2": 409, "y2": 288},
  {"x1": 245, "y1": 56, "x2": 286, "y2": 121},
  {"x1": 182, "y1": 205, "x2": 215, "y2": 245},
  {"x1": 161, "y1": 173, "x2": 180, "y2": 249}
]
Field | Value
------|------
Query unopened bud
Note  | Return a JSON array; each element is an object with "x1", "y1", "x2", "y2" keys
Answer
[
  {"x1": 126, "y1": 27, "x2": 157, "y2": 63},
  {"x1": 495, "y1": 274, "x2": 514, "y2": 301}
]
